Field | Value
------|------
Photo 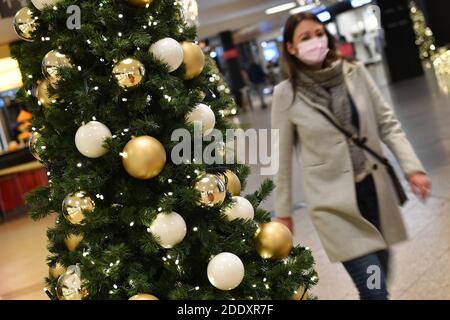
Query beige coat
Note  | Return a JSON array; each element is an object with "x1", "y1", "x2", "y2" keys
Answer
[{"x1": 272, "y1": 60, "x2": 425, "y2": 263}]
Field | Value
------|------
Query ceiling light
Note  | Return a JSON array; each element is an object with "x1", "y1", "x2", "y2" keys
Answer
[
  {"x1": 317, "y1": 11, "x2": 331, "y2": 22},
  {"x1": 351, "y1": 0, "x2": 372, "y2": 8},
  {"x1": 266, "y1": 2, "x2": 297, "y2": 15},
  {"x1": 290, "y1": 4, "x2": 317, "y2": 14}
]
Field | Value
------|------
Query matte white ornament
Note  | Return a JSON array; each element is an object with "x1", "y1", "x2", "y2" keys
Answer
[
  {"x1": 223, "y1": 196, "x2": 254, "y2": 221},
  {"x1": 75, "y1": 121, "x2": 112, "y2": 158},
  {"x1": 31, "y1": 0, "x2": 61, "y2": 11},
  {"x1": 186, "y1": 103, "x2": 215, "y2": 135},
  {"x1": 150, "y1": 211, "x2": 187, "y2": 249},
  {"x1": 207, "y1": 252, "x2": 245, "y2": 291},
  {"x1": 149, "y1": 38, "x2": 184, "y2": 72}
]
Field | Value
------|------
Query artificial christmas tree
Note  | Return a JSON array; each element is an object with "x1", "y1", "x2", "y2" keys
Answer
[{"x1": 12, "y1": 0, "x2": 318, "y2": 300}]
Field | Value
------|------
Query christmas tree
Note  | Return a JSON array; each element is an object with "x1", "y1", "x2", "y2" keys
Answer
[{"x1": 12, "y1": 0, "x2": 317, "y2": 300}]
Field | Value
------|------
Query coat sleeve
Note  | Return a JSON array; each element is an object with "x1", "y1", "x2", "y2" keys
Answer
[
  {"x1": 360, "y1": 64, "x2": 426, "y2": 177},
  {"x1": 271, "y1": 83, "x2": 296, "y2": 218}
]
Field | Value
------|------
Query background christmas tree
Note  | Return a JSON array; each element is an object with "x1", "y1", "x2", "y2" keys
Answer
[{"x1": 12, "y1": 0, "x2": 318, "y2": 300}]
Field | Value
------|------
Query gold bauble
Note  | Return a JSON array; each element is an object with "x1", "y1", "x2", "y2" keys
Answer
[
  {"x1": 254, "y1": 222, "x2": 293, "y2": 260},
  {"x1": 64, "y1": 234, "x2": 83, "y2": 252},
  {"x1": 127, "y1": 0, "x2": 154, "y2": 7},
  {"x1": 181, "y1": 42, "x2": 205, "y2": 80},
  {"x1": 49, "y1": 262, "x2": 66, "y2": 279},
  {"x1": 194, "y1": 173, "x2": 226, "y2": 206},
  {"x1": 13, "y1": 7, "x2": 37, "y2": 42},
  {"x1": 29, "y1": 131, "x2": 42, "y2": 161},
  {"x1": 219, "y1": 170, "x2": 241, "y2": 196},
  {"x1": 129, "y1": 294, "x2": 159, "y2": 300},
  {"x1": 36, "y1": 80, "x2": 56, "y2": 107},
  {"x1": 62, "y1": 191, "x2": 95, "y2": 225},
  {"x1": 122, "y1": 136, "x2": 166, "y2": 180},
  {"x1": 292, "y1": 286, "x2": 310, "y2": 300},
  {"x1": 56, "y1": 266, "x2": 82, "y2": 300},
  {"x1": 112, "y1": 58, "x2": 146, "y2": 89},
  {"x1": 42, "y1": 50, "x2": 72, "y2": 86}
]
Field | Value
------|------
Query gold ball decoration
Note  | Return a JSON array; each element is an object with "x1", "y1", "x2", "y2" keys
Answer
[
  {"x1": 219, "y1": 170, "x2": 241, "y2": 196},
  {"x1": 64, "y1": 234, "x2": 83, "y2": 252},
  {"x1": 62, "y1": 191, "x2": 95, "y2": 225},
  {"x1": 129, "y1": 294, "x2": 159, "y2": 300},
  {"x1": 193, "y1": 173, "x2": 226, "y2": 206},
  {"x1": 254, "y1": 222, "x2": 293, "y2": 260},
  {"x1": 13, "y1": 7, "x2": 37, "y2": 42},
  {"x1": 36, "y1": 80, "x2": 56, "y2": 108},
  {"x1": 49, "y1": 262, "x2": 66, "y2": 279},
  {"x1": 42, "y1": 50, "x2": 72, "y2": 86},
  {"x1": 112, "y1": 57, "x2": 146, "y2": 89},
  {"x1": 29, "y1": 131, "x2": 42, "y2": 161},
  {"x1": 181, "y1": 42, "x2": 205, "y2": 80},
  {"x1": 292, "y1": 286, "x2": 310, "y2": 300},
  {"x1": 127, "y1": 0, "x2": 154, "y2": 7},
  {"x1": 56, "y1": 266, "x2": 82, "y2": 300},
  {"x1": 122, "y1": 136, "x2": 166, "y2": 180}
]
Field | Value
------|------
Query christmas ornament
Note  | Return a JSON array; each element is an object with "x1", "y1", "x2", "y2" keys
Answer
[
  {"x1": 149, "y1": 211, "x2": 187, "y2": 249},
  {"x1": 42, "y1": 50, "x2": 72, "y2": 86},
  {"x1": 13, "y1": 7, "x2": 37, "y2": 42},
  {"x1": 29, "y1": 131, "x2": 42, "y2": 161},
  {"x1": 220, "y1": 171, "x2": 241, "y2": 196},
  {"x1": 62, "y1": 191, "x2": 95, "y2": 225},
  {"x1": 292, "y1": 286, "x2": 310, "y2": 300},
  {"x1": 149, "y1": 38, "x2": 184, "y2": 72},
  {"x1": 127, "y1": 0, "x2": 154, "y2": 7},
  {"x1": 31, "y1": 0, "x2": 61, "y2": 11},
  {"x1": 122, "y1": 136, "x2": 166, "y2": 180},
  {"x1": 186, "y1": 103, "x2": 215, "y2": 135},
  {"x1": 36, "y1": 80, "x2": 56, "y2": 107},
  {"x1": 64, "y1": 234, "x2": 83, "y2": 252},
  {"x1": 181, "y1": 42, "x2": 205, "y2": 80},
  {"x1": 254, "y1": 222, "x2": 293, "y2": 260},
  {"x1": 223, "y1": 196, "x2": 254, "y2": 222},
  {"x1": 49, "y1": 262, "x2": 66, "y2": 279},
  {"x1": 75, "y1": 121, "x2": 112, "y2": 158},
  {"x1": 112, "y1": 58, "x2": 145, "y2": 89},
  {"x1": 180, "y1": 0, "x2": 199, "y2": 27},
  {"x1": 194, "y1": 174, "x2": 226, "y2": 206},
  {"x1": 207, "y1": 252, "x2": 244, "y2": 291},
  {"x1": 129, "y1": 294, "x2": 159, "y2": 300},
  {"x1": 56, "y1": 265, "x2": 82, "y2": 300}
]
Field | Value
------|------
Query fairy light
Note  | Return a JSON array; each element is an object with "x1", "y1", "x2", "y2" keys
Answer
[
  {"x1": 77, "y1": 162, "x2": 82, "y2": 168},
  {"x1": 158, "y1": 207, "x2": 163, "y2": 212},
  {"x1": 193, "y1": 227, "x2": 198, "y2": 232},
  {"x1": 129, "y1": 221, "x2": 135, "y2": 227},
  {"x1": 288, "y1": 271, "x2": 292, "y2": 276},
  {"x1": 168, "y1": 179, "x2": 173, "y2": 183},
  {"x1": 77, "y1": 66, "x2": 82, "y2": 71},
  {"x1": 147, "y1": 228, "x2": 151, "y2": 233},
  {"x1": 86, "y1": 40, "x2": 91, "y2": 45},
  {"x1": 118, "y1": 14, "x2": 123, "y2": 18},
  {"x1": 122, "y1": 98, "x2": 127, "y2": 102},
  {"x1": 168, "y1": 192, "x2": 173, "y2": 196},
  {"x1": 118, "y1": 32, "x2": 122, "y2": 37},
  {"x1": 195, "y1": 286, "x2": 200, "y2": 291}
]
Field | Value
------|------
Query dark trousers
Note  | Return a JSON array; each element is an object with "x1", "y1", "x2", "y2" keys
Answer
[{"x1": 342, "y1": 175, "x2": 390, "y2": 300}]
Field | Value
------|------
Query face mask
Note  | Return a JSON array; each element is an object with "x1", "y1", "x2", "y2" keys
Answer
[{"x1": 296, "y1": 36, "x2": 330, "y2": 65}]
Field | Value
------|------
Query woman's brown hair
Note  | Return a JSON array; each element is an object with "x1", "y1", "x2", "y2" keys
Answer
[{"x1": 282, "y1": 12, "x2": 340, "y2": 95}]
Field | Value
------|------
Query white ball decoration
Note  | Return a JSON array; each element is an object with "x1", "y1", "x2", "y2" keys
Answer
[
  {"x1": 150, "y1": 211, "x2": 187, "y2": 249},
  {"x1": 186, "y1": 103, "x2": 216, "y2": 136},
  {"x1": 31, "y1": 0, "x2": 61, "y2": 11},
  {"x1": 149, "y1": 38, "x2": 184, "y2": 73},
  {"x1": 75, "y1": 121, "x2": 112, "y2": 158},
  {"x1": 207, "y1": 252, "x2": 245, "y2": 291},
  {"x1": 223, "y1": 196, "x2": 254, "y2": 222}
]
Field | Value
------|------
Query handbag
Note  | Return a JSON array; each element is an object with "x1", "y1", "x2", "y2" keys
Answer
[{"x1": 314, "y1": 108, "x2": 408, "y2": 206}]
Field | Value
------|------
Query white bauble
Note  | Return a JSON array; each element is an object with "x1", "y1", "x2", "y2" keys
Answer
[
  {"x1": 149, "y1": 38, "x2": 184, "y2": 73},
  {"x1": 150, "y1": 211, "x2": 187, "y2": 249},
  {"x1": 223, "y1": 196, "x2": 254, "y2": 222},
  {"x1": 207, "y1": 252, "x2": 245, "y2": 291},
  {"x1": 186, "y1": 103, "x2": 215, "y2": 135},
  {"x1": 31, "y1": 0, "x2": 61, "y2": 11},
  {"x1": 75, "y1": 121, "x2": 112, "y2": 158}
]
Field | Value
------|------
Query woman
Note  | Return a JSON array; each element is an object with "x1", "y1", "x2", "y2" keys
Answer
[{"x1": 272, "y1": 13, "x2": 431, "y2": 300}]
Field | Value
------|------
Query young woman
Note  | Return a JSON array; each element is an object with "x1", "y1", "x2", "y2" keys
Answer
[{"x1": 272, "y1": 13, "x2": 431, "y2": 300}]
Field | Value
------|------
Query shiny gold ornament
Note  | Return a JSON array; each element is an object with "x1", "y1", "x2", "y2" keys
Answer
[
  {"x1": 254, "y1": 222, "x2": 293, "y2": 260},
  {"x1": 219, "y1": 170, "x2": 241, "y2": 196},
  {"x1": 62, "y1": 191, "x2": 95, "y2": 225},
  {"x1": 56, "y1": 266, "x2": 82, "y2": 300},
  {"x1": 112, "y1": 58, "x2": 146, "y2": 89},
  {"x1": 42, "y1": 50, "x2": 72, "y2": 86},
  {"x1": 194, "y1": 173, "x2": 226, "y2": 206},
  {"x1": 129, "y1": 294, "x2": 159, "y2": 300},
  {"x1": 122, "y1": 136, "x2": 166, "y2": 180},
  {"x1": 29, "y1": 131, "x2": 42, "y2": 161},
  {"x1": 292, "y1": 286, "x2": 310, "y2": 300},
  {"x1": 127, "y1": 0, "x2": 154, "y2": 7},
  {"x1": 64, "y1": 234, "x2": 83, "y2": 252},
  {"x1": 181, "y1": 42, "x2": 205, "y2": 80},
  {"x1": 36, "y1": 80, "x2": 56, "y2": 107},
  {"x1": 49, "y1": 262, "x2": 66, "y2": 279},
  {"x1": 13, "y1": 7, "x2": 37, "y2": 42}
]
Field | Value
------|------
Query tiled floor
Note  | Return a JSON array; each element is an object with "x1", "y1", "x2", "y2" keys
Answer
[{"x1": 1, "y1": 64, "x2": 449, "y2": 300}]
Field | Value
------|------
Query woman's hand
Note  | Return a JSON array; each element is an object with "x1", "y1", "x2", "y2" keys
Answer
[
  {"x1": 274, "y1": 217, "x2": 294, "y2": 233},
  {"x1": 407, "y1": 172, "x2": 431, "y2": 202}
]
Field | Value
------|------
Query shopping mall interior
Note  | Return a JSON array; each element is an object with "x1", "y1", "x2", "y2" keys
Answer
[{"x1": 0, "y1": 0, "x2": 449, "y2": 301}]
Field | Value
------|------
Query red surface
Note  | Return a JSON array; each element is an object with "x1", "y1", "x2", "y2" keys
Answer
[{"x1": 223, "y1": 48, "x2": 239, "y2": 60}]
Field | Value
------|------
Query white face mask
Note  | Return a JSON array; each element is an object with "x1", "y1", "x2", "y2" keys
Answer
[{"x1": 296, "y1": 35, "x2": 330, "y2": 66}]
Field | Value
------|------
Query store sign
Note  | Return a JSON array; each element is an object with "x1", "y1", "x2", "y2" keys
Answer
[{"x1": 0, "y1": 0, "x2": 26, "y2": 18}]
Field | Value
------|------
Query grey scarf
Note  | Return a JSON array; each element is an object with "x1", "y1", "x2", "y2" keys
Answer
[{"x1": 296, "y1": 60, "x2": 368, "y2": 178}]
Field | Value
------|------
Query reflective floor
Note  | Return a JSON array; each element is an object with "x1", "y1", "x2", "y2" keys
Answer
[{"x1": 1, "y1": 65, "x2": 450, "y2": 300}]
